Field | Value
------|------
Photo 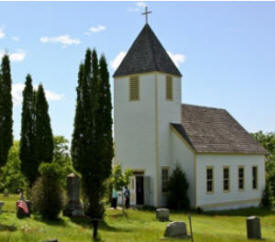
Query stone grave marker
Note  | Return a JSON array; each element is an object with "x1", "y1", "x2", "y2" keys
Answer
[
  {"x1": 246, "y1": 216, "x2": 262, "y2": 239},
  {"x1": 0, "y1": 201, "x2": 4, "y2": 214},
  {"x1": 3, "y1": 189, "x2": 9, "y2": 197},
  {"x1": 156, "y1": 208, "x2": 170, "y2": 221},
  {"x1": 164, "y1": 221, "x2": 188, "y2": 238},
  {"x1": 63, "y1": 173, "x2": 83, "y2": 217}
]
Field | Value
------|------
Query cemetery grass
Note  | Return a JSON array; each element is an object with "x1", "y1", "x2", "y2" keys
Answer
[{"x1": 0, "y1": 195, "x2": 275, "y2": 242}]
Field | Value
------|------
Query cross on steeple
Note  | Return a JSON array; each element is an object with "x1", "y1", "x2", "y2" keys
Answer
[{"x1": 142, "y1": 6, "x2": 152, "y2": 24}]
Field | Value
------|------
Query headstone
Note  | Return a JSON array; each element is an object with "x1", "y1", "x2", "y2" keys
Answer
[
  {"x1": 63, "y1": 173, "x2": 84, "y2": 217},
  {"x1": 3, "y1": 189, "x2": 9, "y2": 197},
  {"x1": 42, "y1": 239, "x2": 58, "y2": 242},
  {"x1": 0, "y1": 201, "x2": 4, "y2": 214},
  {"x1": 164, "y1": 221, "x2": 188, "y2": 238},
  {"x1": 156, "y1": 208, "x2": 170, "y2": 221},
  {"x1": 246, "y1": 216, "x2": 262, "y2": 239}
]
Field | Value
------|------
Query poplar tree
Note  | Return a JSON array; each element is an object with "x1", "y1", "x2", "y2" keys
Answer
[
  {"x1": 96, "y1": 55, "x2": 113, "y2": 180},
  {"x1": 72, "y1": 49, "x2": 113, "y2": 219},
  {"x1": 20, "y1": 75, "x2": 38, "y2": 186},
  {"x1": 71, "y1": 64, "x2": 85, "y2": 173},
  {"x1": 35, "y1": 84, "x2": 53, "y2": 164},
  {"x1": 0, "y1": 55, "x2": 13, "y2": 168},
  {"x1": 83, "y1": 49, "x2": 102, "y2": 218}
]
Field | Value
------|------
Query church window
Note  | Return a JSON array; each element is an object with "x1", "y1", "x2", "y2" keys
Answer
[
  {"x1": 161, "y1": 167, "x2": 169, "y2": 193},
  {"x1": 206, "y1": 167, "x2": 214, "y2": 193},
  {"x1": 252, "y1": 166, "x2": 258, "y2": 189},
  {"x1": 166, "y1": 75, "x2": 173, "y2": 100},
  {"x1": 238, "y1": 166, "x2": 245, "y2": 190},
  {"x1": 129, "y1": 76, "x2": 139, "y2": 101},
  {"x1": 223, "y1": 167, "x2": 230, "y2": 192}
]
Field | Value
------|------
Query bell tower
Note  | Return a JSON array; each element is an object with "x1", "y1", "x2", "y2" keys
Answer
[{"x1": 113, "y1": 20, "x2": 182, "y2": 206}]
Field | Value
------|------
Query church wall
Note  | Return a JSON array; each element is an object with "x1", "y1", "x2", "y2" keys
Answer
[
  {"x1": 156, "y1": 73, "x2": 182, "y2": 206},
  {"x1": 114, "y1": 73, "x2": 157, "y2": 206},
  {"x1": 196, "y1": 154, "x2": 265, "y2": 210},
  {"x1": 170, "y1": 130, "x2": 195, "y2": 207}
]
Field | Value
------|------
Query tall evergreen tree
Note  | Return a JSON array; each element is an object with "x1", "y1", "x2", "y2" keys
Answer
[
  {"x1": 71, "y1": 63, "x2": 85, "y2": 173},
  {"x1": 72, "y1": 49, "x2": 100, "y2": 217},
  {"x1": 83, "y1": 49, "x2": 102, "y2": 218},
  {"x1": 20, "y1": 75, "x2": 38, "y2": 186},
  {"x1": 0, "y1": 55, "x2": 13, "y2": 168},
  {"x1": 35, "y1": 84, "x2": 54, "y2": 164},
  {"x1": 96, "y1": 55, "x2": 113, "y2": 180},
  {"x1": 72, "y1": 49, "x2": 113, "y2": 218}
]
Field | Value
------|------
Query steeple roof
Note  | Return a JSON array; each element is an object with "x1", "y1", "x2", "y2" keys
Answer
[{"x1": 113, "y1": 24, "x2": 182, "y2": 78}]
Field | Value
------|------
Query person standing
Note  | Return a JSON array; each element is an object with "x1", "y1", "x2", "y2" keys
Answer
[
  {"x1": 111, "y1": 188, "x2": 118, "y2": 209},
  {"x1": 124, "y1": 186, "x2": 130, "y2": 209}
]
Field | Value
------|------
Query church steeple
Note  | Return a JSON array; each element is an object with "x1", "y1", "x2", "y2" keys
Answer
[{"x1": 113, "y1": 24, "x2": 182, "y2": 78}]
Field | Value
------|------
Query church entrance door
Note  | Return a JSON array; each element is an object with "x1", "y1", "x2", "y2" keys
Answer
[{"x1": 136, "y1": 176, "x2": 144, "y2": 205}]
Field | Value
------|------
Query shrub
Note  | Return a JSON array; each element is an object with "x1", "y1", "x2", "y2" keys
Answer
[
  {"x1": 268, "y1": 169, "x2": 275, "y2": 198},
  {"x1": 261, "y1": 180, "x2": 274, "y2": 209},
  {"x1": 167, "y1": 165, "x2": 190, "y2": 210},
  {"x1": 0, "y1": 141, "x2": 26, "y2": 193},
  {"x1": 32, "y1": 162, "x2": 64, "y2": 220}
]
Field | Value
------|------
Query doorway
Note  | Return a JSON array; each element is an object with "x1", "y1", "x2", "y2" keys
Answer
[{"x1": 136, "y1": 176, "x2": 144, "y2": 205}]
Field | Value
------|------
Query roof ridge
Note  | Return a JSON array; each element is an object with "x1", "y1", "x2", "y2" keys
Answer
[{"x1": 145, "y1": 24, "x2": 158, "y2": 72}]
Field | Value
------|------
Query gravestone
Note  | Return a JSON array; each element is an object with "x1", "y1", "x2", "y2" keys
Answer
[
  {"x1": 63, "y1": 173, "x2": 83, "y2": 217},
  {"x1": 164, "y1": 221, "x2": 188, "y2": 238},
  {"x1": 3, "y1": 189, "x2": 9, "y2": 197},
  {"x1": 246, "y1": 216, "x2": 262, "y2": 239},
  {"x1": 156, "y1": 208, "x2": 170, "y2": 221},
  {"x1": 0, "y1": 201, "x2": 4, "y2": 214}
]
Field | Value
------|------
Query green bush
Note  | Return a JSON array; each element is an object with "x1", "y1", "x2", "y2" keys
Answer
[
  {"x1": 32, "y1": 162, "x2": 64, "y2": 220},
  {"x1": 0, "y1": 141, "x2": 26, "y2": 193},
  {"x1": 261, "y1": 179, "x2": 274, "y2": 209},
  {"x1": 167, "y1": 165, "x2": 190, "y2": 210}
]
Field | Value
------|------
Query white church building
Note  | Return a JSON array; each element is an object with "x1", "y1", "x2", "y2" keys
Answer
[{"x1": 113, "y1": 23, "x2": 266, "y2": 210}]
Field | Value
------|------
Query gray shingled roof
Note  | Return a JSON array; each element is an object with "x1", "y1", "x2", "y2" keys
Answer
[
  {"x1": 171, "y1": 104, "x2": 266, "y2": 154},
  {"x1": 113, "y1": 24, "x2": 182, "y2": 78}
]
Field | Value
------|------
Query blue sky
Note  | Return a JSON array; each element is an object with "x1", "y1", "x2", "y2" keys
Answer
[{"x1": 0, "y1": 1, "x2": 274, "y2": 141}]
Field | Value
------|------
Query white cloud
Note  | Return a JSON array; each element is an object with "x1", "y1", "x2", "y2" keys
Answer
[
  {"x1": 0, "y1": 28, "x2": 5, "y2": 39},
  {"x1": 12, "y1": 83, "x2": 25, "y2": 106},
  {"x1": 12, "y1": 83, "x2": 63, "y2": 106},
  {"x1": 128, "y1": 1, "x2": 147, "y2": 12},
  {"x1": 167, "y1": 51, "x2": 185, "y2": 67},
  {"x1": 0, "y1": 50, "x2": 26, "y2": 62},
  {"x1": 136, "y1": 2, "x2": 146, "y2": 8},
  {"x1": 111, "y1": 51, "x2": 126, "y2": 70},
  {"x1": 40, "y1": 35, "x2": 80, "y2": 46},
  {"x1": 11, "y1": 36, "x2": 19, "y2": 41},
  {"x1": 44, "y1": 89, "x2": 63, "y2": 102},
  {"x1": 9, "y1": 50, "x2": 26, "y2": 62},
  {"x1": 89, "y1": 25, "x2": 106, "y2": 33}
]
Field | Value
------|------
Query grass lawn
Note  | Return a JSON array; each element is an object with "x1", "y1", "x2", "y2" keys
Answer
[{"x1": 0, "y1": 194, "x2": 275, "y2": 242}]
